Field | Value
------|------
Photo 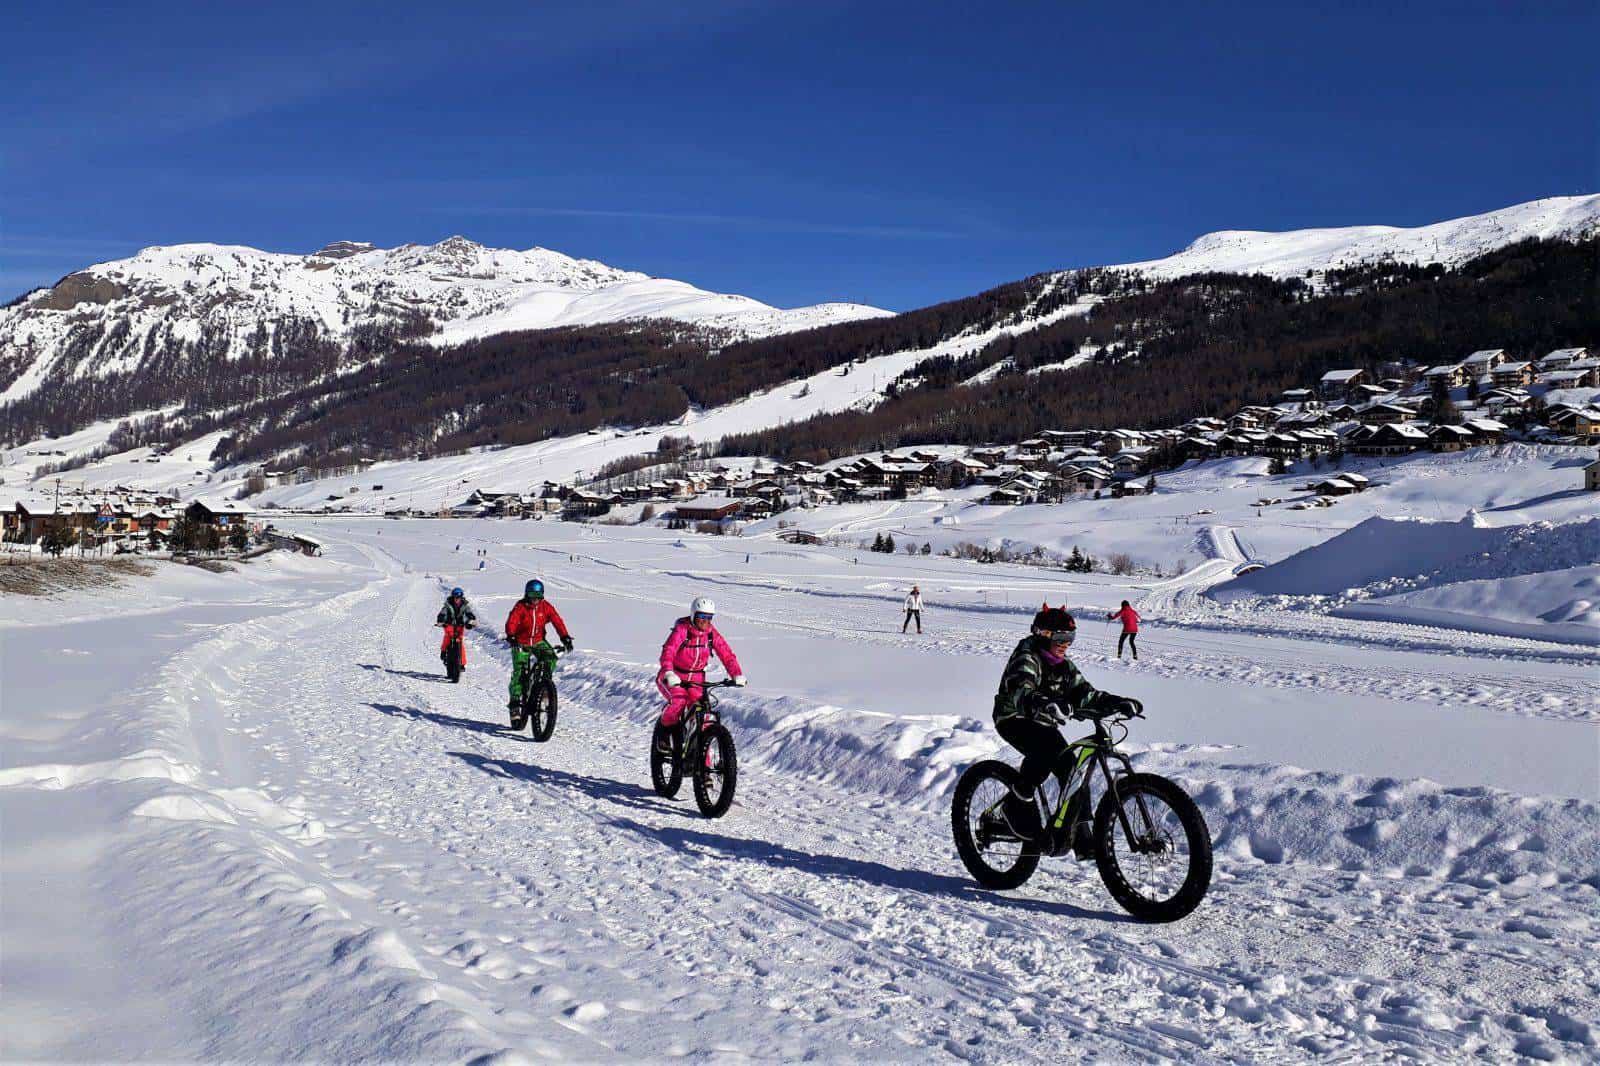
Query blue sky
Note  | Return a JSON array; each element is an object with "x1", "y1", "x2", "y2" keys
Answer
[{"x1": 3, "y1": 1, "x2": 1595, "y2": 310}]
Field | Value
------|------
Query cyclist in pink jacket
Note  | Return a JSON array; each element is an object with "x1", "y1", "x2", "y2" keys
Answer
[
  {"x1": 656, "y1": 597, "x2": 746, "y2": 751},
  {"x1": 1108, "y1": 600, "x2": 1140, "y2": 660}
]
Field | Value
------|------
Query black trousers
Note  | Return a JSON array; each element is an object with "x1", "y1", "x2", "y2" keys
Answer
[
  {"x1": 995, "y1": 716, "x2": 1073, "y2": 795},
  {"x1": 1117, "y1": 632, "x2": 1138, "y2": 658},
  {"x1": 902, "y1": 609, "x2": 921, "y2": 633}
]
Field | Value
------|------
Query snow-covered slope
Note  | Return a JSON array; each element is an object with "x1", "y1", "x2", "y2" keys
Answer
[
  {"x1": 0, "y1": 236, "x2": 889, "y2": 404},
  {"x1": 1113, "y1": 193, "x2": 1600, "y2": 280}
]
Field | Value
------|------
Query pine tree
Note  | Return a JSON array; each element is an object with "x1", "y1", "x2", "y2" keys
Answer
[{"x1": 883, "y1": 534, "x2": 896, "y2": 554}]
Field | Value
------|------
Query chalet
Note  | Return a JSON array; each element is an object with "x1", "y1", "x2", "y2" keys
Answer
[
  {"x1": 673, "y1": 496, "x2": 745, "y2": 522},
  {"x1": 1347, "y1": 422, "x2": 1428, "y2": 456},
  {"x1": 1066, "y1": 466, "x2": 1113, "y2": 492},
  {"x1": 1357, "y1": 402, "x2": 1421, "y2": 425},
  {"x1": 14, "y1": 499, "x2": 96, "y2": 544},
  {"x1": 1546, "y1": 364, "x2": 1600, "y2": 389},
  {"x1": 970, "y1": 446, "x2": 1010, "y2": 465},
  {"x1": 1351, "y1": 383, "x2": 1391, "y2": 402},
  {"x1": 1326, "y1": 403, "x2": 1360, "y2": 422},
  {"x1": 1462, "y1": 418, "x2": 1508, "y2": 444},
  {"x1": 1180, "y1": 437, "x2": 1219, "y2": 460},
  {"x1": 986, "y1": 486, "x2": 1027, "y2": 506},
  {"x1": 1262, "y1": 433, "x2": 1307, "y2": 459},
  {"x1": 263, "y1": 528, "x2": 324, "y2": 556},
  {"x1": 1540, "y1": 347, "x2": 1588, "y2": 371},
  {"x1": 1462, "y1": 349, "x2": 1508, "y2": 374},
  {"x1": 1587, "y1": 459, "x2": 1600, "y2": 492},
  {"x1": 1429, "y1": 424, "x2": 1474, "y2": 452},
  {"x1": 934, "y1": 456, "x2": 989, "y2": 488},
  {"x1": 1313, "y1": 477, "x2": 1359, "y2": 496},
  {"x1": 1110, "y1": 447, "x2": 1153, "y2": 477},
  {"x1": 1319, "y1": 368, "x2": 1364, "y2": 399},
  {"x1": 1228, "y1": 411, "x2": 1267, "y2": 432},
  {"x1": 561, "y1": 491, "x2": 615, "y2": 518},
  {"x1": 1424, "y1": 365, "x2": 1469, "y2": 388},
  {"x1": 1281, "y1": 388, "x2": 1314, "y2": 403},
  {"x1": 1038, "y1": 430, "x2": 1097, "y2": 448},
  {"x1": 1111, "y1": 477, "x2": 1153, "y2": 498},
  {"x1": 185, "y1": 498, "x2": 254, "y2": 528},
  {"x1": 1541, "y1": 369, "x2": 1595, "y2": 390},
  {"x1": 1490, "y1": 361, "x2": 1535, "y2": 388}
]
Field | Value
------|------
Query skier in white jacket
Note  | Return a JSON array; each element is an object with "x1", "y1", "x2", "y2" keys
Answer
[{"x1": 902, "y1": 586, "x2": 923, "y2": 634}]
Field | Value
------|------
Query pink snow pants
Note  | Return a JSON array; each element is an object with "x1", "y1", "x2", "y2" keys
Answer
[{"x1": 657, "y1": 671, "x2": 705, "y2": 727}]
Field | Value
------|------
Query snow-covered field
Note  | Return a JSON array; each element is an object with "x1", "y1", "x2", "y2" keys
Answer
[{"x1": 3, "y1": 513, "x2": 1596, "y2": 1061}]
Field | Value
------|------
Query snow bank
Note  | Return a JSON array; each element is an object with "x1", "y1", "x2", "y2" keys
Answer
[{"x1": 494, "y1": 631, "x2": 1598, "y2": 889}]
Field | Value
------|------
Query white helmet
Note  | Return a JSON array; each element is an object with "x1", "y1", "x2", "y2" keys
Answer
[{"x1": 690, "y1": 596, "x2": 717, "y2": 618}]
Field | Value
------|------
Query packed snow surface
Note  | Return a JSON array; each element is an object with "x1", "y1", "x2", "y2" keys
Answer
[{"x1": 3, "y1": 515, "x2": 1596, "y2": 1061}]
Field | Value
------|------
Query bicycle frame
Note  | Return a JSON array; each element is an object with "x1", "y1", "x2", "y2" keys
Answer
[{"x1": 986, "y1": 715, "x2": 1153, "y2": 854}]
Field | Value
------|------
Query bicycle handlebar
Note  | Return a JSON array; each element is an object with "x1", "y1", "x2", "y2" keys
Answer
[{"x1": 676, "y1": 677, "x2": 740, "y2": 689}]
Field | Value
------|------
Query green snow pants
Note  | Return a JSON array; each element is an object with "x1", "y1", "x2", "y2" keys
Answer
[{"x1": 509, "y1": 641, "x2": 558, "y2": 703}]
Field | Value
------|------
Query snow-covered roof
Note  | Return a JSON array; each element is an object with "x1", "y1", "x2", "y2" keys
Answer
[
  {"x1": 1462, "y1": 349, "x2": 1505, "y2": 365},
  {"x1": 1320, "y1": 369, "x2": 1363, "y2": 383}
]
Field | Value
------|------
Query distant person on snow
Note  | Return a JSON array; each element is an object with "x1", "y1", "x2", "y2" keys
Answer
[
  {"x1": 902, "y1": 586, "x2": 923, "y2": 634},
  {"x1": 656, "y1": 597, "x2": 746, "y2": 753},
  {"x1": 504, "y1": 579, "x2": 573, "y2": 714},
  {"x1": 989, "y1": 605, "x2": 1139, "y2": 848},
  {"x1": 435, "y1": 587, "x2": 476, "y2": 667},
  {"x1": 1108, "y1": 600, "x2": 1140, "y2": 660}
]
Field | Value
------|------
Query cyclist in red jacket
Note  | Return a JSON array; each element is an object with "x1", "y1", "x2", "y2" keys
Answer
[
  {"x1": 1108, "y1": 600, "x2": 1140, "y2": 660},
  {"x1": 505, "y1": 579, "x2": 573, "y2": 712}
]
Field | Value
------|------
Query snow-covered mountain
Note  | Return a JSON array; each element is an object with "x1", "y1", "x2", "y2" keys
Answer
[
  {"x1": 0, "y1": 236, "x2": 889, "y2": 405},
  {"x1": 1112, "y1": 193, "x2": 1600, "y2": 279}
]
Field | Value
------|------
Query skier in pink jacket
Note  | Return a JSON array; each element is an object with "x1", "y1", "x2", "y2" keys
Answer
[{"x1": 656, "y1": 596, "x2": 746, "y2": 750}]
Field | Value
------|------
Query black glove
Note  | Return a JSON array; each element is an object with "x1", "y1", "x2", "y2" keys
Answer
[
  {"x1": 1027, "y1": 693, "x2": 1066, "y2": 722},
  {"x1": 561, "y1": 636, "x2": 574, "y2": 653},
  {"x1": 1103, "y1": 696, "x2": 1142, "y2": 718}
]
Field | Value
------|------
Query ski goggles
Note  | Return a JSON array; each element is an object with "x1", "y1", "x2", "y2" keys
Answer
[
  {"x1": 692, "y1": 612, "x2": 714, "y2": 622},
  {"x1": 1036, "y1": 627, "x2": 1076, "y2": 645}
]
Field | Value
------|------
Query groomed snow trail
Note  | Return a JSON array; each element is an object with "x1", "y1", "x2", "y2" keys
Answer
[{"x1": 31, "y1": 524, "x2": 1580, "y2": 1061}]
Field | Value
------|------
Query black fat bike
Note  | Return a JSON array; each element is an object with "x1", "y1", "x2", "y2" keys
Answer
[
  {"x1": 650, "y1": 678, "x2": 740, "y2": 818},
  {"x1": 438, "y1": 623, "x2": 473, "y2": 683},
  {"x1": 951, "y1": 702, "x2": 1212, "y2": 922},
  {"x1": 509, "y1": 644, "x2": 563, "y2": 742}
]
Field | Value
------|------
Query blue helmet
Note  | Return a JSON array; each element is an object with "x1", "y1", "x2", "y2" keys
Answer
[
  {"x1": 524, "y1": 579, "x2": 545, "y2": 600},
  {"x1": 450, "y1": 587, "x2": 464, "y2": 598}
]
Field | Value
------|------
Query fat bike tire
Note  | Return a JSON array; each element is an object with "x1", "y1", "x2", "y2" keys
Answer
[
  {"x1": 650, "y1": 723, "x2": 683, "y2": 797},
  {"x1": 951, "y1": 760, "x2": 1040, "y2": 890},
  {"x1": 1093, "y1": 772, "x2": 1212, "y2": 922},
  {"x1": 692, "y1": 724, "x2": 737, "y2": 818},
  {"x1": 528, "y1": 680, "x2": 558, "y2": 742}
]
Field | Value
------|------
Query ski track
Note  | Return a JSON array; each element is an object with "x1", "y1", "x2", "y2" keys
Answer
[
  {"x1": 44, "y1": 526, "x2": 1585, "y2": 1061},
  {"x1": 481, "y1": 529, "x2": 1596, "y2": 726}
]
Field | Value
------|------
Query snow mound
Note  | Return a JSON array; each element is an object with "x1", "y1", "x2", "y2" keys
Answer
[{"x1": 1211, "y1": 515, "x2": 1600, "y2": 602}]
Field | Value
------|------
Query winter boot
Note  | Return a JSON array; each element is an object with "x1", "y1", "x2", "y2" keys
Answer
[{"x1": 998, "y1": 787, "x2": 1041, "y2": 842}]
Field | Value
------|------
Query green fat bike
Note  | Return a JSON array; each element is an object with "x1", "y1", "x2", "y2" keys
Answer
[
  {"x1": 509, "y1": 644, "x2": 564, "y2": 742},
  {"x1": 951, "y1": 701, "x2": 1212, "y2": 922}
]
